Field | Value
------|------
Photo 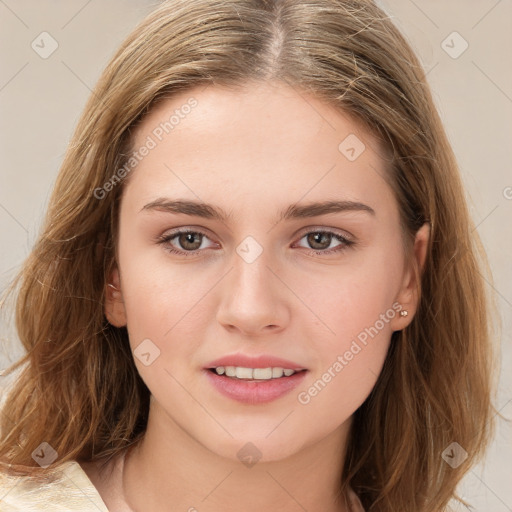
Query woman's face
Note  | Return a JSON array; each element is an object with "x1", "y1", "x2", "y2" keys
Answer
[{"x1": 106, "y1": 81, "x2": 427, "y2": 462}]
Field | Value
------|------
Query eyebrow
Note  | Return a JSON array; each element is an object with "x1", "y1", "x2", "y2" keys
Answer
[{"x1": 140, "y1": 198, "x2": 376, "y2": 222}]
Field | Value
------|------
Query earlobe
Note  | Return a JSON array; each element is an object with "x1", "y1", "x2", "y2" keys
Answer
[
  {"x1": 105, "y1": 267, "x2": 127, "y2": 327},
  {"x1": 392, "y1": 222, "x2": 430, "y2": 330}
]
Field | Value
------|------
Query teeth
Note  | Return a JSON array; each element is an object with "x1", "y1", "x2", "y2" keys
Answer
[
  {"x1": 214, "y1": 366, "x2": 299, "y2": 380},
  {"x1": 236, "y1": 367, "x2": 253, "y2": 379},
  {"x1": 272, "y1": 367, "x2": 284, "y2": 378}
]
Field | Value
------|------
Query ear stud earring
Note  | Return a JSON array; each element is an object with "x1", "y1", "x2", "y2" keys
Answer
[
  {"x1": 107, "y1": 283, "x2": 121, "y2": 297},
  {"x1": 399, "y1": 310, "x2": 408, "y2": 317}
]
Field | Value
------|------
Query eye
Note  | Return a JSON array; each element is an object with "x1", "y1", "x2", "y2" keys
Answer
[
  {"x1": 157, "y1": 229, "x2": 216, "y2": 257},
  {"x1": 294, "y1": 229, "x2": 354, "y2": 255}
]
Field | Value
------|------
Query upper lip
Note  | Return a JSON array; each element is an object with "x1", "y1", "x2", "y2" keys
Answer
[{"x1": 205, "y1": 353, "x2": 307, "y2": 371}]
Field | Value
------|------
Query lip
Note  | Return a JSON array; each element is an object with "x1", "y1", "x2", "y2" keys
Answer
[
  {"x1": 204, "y1": 368, "x2": 308, "y2": 404},
  {"x1": 204, "y1": 353, "x2": 307, "y2": 371}
]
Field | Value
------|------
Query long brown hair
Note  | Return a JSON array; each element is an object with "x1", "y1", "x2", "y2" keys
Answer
[{"x1": 0, "y1": 1, "x2": 499, "y2": 510}]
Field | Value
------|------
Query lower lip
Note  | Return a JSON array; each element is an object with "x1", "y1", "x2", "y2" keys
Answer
[{"x1": 204, "y1": 369, "x2": 308, "y2": 404}]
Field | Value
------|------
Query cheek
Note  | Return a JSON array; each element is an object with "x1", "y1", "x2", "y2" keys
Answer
[
  {"x1": 118, "y1": 261, "x2": 215, "y2": 402},
  {"x1": 294, "y1": 248, "x2": 402, "y2": 412},
  {"x1": 295, "y1": 284, "x2": 395, "y2": 426},
  {"x1": 302, "y1": 248, "x2": 402, "y2": 347},
  {"x1": 118, "y1": 226, "x2": 214, "y2": 332}
]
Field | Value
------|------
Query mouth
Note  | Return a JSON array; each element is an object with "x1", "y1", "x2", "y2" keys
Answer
[
  {"x1": 204, "y1": 366, "x2": 309, "y2": 404},
  {"x1": 207, "y1": 366, "x2": 307, "y2": 381}
]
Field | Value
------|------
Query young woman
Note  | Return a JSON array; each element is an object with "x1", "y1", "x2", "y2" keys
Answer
[{"x1": 0, "y1": 0, "x2": 498, "y2": 511}]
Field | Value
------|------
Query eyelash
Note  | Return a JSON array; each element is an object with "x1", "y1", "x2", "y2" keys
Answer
[{"x1": 156, "y1": 228, "x2": 355, "y2": 258}]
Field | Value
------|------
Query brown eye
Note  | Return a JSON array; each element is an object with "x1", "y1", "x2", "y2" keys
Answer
[
  {"x1": 306, "y1": 232, "x2": 332, "y2": 250},
  {"x1": 177, "y1": 232, "x2": 203, "y2": 251},
  {"x1": 157, "y1": 229, "x2": 216, "y2": 257},
  {"x1": 295, "y1": 229, "x2": 354, "y2": 255}
]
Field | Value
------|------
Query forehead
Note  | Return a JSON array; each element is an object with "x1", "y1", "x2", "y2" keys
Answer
[{"x1": 124, "y1": 81, "x2": 395, "y2": 219}]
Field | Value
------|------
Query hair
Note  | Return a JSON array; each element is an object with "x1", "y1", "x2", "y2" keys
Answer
[{"x1": 0, "y1": 0, "x2": 499, "y2": 510}]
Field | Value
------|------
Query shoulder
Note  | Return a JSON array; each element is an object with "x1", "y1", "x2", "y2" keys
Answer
[{"x1": 0, "y1": 460, "x2": 109, "y2": 511}]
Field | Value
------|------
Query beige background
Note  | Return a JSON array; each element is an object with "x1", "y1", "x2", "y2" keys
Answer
[{"x1": 0, "y1": 1, "x2": 510, "y2": 510}]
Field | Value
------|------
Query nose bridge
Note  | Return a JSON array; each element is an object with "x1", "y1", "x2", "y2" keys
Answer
[
  {"x1": 231, "y1": 237, "x2": 277, "y2": 306},
  {"x1": 216, "y1": 235, "x2": 289, "y2": 334},
  {"x1": 234, "y1": 240, "x2": 272, "y2": 293}
]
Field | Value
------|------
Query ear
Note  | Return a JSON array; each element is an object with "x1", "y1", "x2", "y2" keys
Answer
[
  {"x1": 391, "y1": 222, "x2": 430, "y2": 331},
  {"x1": 105, "y1": 266, "x2": 127, "y2": 327}
]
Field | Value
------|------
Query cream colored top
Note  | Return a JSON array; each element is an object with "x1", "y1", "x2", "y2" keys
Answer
[
  {"x1": 0, "y1": 460, "x2": 365, "y2": 511},
  {"x1": 0, "y1": 461, "x2": 109, "y2": 512}
]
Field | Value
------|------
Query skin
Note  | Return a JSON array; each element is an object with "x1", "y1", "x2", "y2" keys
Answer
[{"x1": 81, "y1": 81, "x2": 429, "y2": 512}]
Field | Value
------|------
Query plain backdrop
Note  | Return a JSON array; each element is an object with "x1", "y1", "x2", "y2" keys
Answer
[{"x1": 0, "y1": 1, "x2": 511, "y2": 510}]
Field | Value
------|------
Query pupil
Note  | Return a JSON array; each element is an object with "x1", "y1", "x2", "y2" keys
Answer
[
  {"x1": 181, "y1": 232, "x2": 201, "y2": 250},
  {"x1": 309, "y1": 232, "x2": 330, "y2": 249}
]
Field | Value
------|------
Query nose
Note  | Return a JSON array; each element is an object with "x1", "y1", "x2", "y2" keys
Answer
[{"x1": 216, "y1": 249, "x2": 290, "y2": 337}]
